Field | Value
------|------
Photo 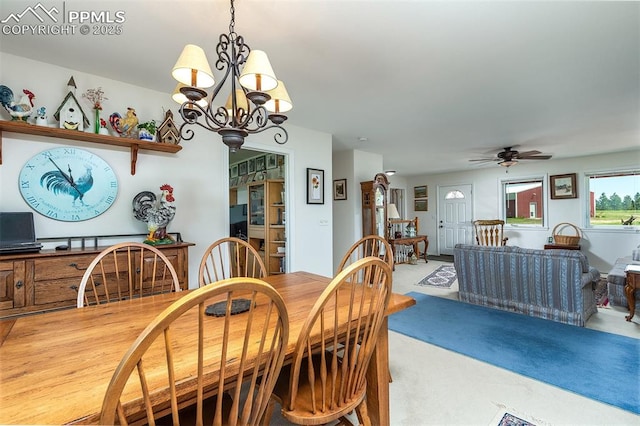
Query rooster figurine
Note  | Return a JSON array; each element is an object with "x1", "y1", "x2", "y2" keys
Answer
[
  {"x1": 133, "y1": 184, "x2": 176, "y2": 245},
  {"x1": 109, "y1": 107, "x2": 139, "y2": 138},
  {"x1": 0, "y1": 85, "x2": 35, "y2": 121}
]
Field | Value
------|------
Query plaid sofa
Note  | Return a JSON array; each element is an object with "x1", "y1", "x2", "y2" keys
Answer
[{"x1": 453, "y1": 244, "x2": 599, "y2": 326}]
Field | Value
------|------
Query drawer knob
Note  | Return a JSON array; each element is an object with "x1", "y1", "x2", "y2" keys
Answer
[
  {"x1": 69, "y1": 263, "x2": 87, "y2": 271},
  {"x1": 15, "y1": 280, "x2": 23, "y2": 289}
]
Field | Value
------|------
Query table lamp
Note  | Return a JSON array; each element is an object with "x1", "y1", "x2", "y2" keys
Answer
[{"x1": 388, "y1": 203, "x2": 401, "y2": 238}]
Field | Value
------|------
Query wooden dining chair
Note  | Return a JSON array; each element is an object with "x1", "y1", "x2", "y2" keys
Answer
[
  {"x1": 337, "y1": 235, "x2": 394, "y2": 274},
  {"x1": 100, "y1": 277, "x2": 289, "y2": 426},
  {"x1": 76, "y1": 242, "x2": 181, "y2": 308},
  {"x1": 473, "y1": 219, "x2": 508, "y2": 246},
  {"x1": 263, "y1": 256, "x2": 392, "y2": 425},
  {"x1": 336, "y1": 235, "x2": 396, "y2": 384},
  {"x1": 199, "y1": 237, "x2": 267, "y2": 286}
]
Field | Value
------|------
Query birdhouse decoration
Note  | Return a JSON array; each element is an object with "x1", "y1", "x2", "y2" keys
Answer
[
  {"x1": 157, "y1": 110, "x2": 181, "y2": 144},
  {"x1": 53, "y1": 78, "x2": 90, "y2": 131}
]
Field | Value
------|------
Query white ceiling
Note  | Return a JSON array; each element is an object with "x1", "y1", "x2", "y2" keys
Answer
[{"x1": 1, "y1": 0, "x2": 638, "y2": 175}]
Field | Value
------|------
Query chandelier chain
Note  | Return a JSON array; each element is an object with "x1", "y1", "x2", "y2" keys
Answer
[{"x1": 229, "y1": 0, "x2": 236, "y2": 36}]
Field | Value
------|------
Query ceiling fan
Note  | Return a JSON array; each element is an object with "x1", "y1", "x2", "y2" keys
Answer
[{"x1": 470, "y1": 147, "x2": 552, "y2": 168}]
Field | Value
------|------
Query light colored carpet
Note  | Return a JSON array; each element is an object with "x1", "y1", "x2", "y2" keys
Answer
[{"x1": 271, "y1": 261, "x2": 639, "y2": 425}]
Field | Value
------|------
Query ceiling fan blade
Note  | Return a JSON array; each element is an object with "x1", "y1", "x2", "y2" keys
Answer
[
  {"x1": 469, "y1": 158, "x2": 498, "y2": 162},
  {"x1": 514, "y1": 150, "x2": 541, "y2": 157},
  {"x1": 519, "y1": 154, "x2": 552, "y2": 160}
]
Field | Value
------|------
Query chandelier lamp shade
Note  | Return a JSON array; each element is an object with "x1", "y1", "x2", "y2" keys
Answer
[{"x1": 171, "y1": 0, "x2": 292, "y2": 152}]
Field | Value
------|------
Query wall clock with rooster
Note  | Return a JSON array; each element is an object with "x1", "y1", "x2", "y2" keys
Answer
[{"x1": 19, "y1": 147, "x2": 118, "y2": 221}]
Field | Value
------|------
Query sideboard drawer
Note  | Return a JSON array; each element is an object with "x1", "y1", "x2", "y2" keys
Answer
[
  {"x1": 34, "y1": 277, "x2": 82, "y2": 306},
  {"x1": 33, "y1": 255, "x2": 95, "y2": 281}
]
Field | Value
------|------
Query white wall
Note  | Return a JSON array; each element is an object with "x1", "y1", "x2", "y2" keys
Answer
[
  {"x1": 331, "y1": 149, "x2": 384, "y2": 271},
  {"x1": 0, "y1": 53, "x2": 334, "y2": 284},
  {"x1": 404, "y1": 150, "x2": 640, "y2": 272}
]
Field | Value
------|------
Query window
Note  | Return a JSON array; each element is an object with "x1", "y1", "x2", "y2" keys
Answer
[
  {"x1": 502, "y1": 177, "x2": 545, "y2": 226},
  {"x1": 445, "y1": 190, "x2": 465, "y2": 199},
  {"x1": 585, "y1": 170, "x2": 640, "y2": 228}
]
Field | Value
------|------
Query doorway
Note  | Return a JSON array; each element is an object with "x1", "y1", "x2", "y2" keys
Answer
[
  {"x1": 229, "y1": 148, "x2": 288, "y2": 274},
  {"x1": 437, "y1": 184, "x2": 473, "y2": 256}
]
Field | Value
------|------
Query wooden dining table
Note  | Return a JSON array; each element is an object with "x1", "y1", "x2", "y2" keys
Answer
[{"x1": 0, "y1": 271, "x2": 415, "y2": 425}]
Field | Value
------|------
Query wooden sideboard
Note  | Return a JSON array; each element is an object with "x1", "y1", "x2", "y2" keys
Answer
[{"x1": 0, "y1": 242, "x2": 194, "y2": 319}]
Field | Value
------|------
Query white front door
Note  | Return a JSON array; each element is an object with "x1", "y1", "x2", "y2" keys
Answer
[{"x1": 437, "y1": 184, "x2": 473, "y2": 256}]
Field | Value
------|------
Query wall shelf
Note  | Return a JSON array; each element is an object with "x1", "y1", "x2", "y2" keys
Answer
[{"x1": 0, "y1": 120, "x2": 182, "y2": 175}]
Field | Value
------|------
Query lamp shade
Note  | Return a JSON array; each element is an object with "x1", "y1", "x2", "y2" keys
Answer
[
  {"x1": 172, "y1": 83, "x2": 208, "y2": 107},
  {"x1": 388, "y1": 203, "x2": 401, "y2": 219},
  {"x1": 172, "y1": 44, "x2": 215, "y2": 88},
  {"x1": 264, "y1": 80, "x2": 293, "y2": 113},
  {"x1": 225, "y1": 89, "x2": 250, "y2": 118},
  {"x1": 239, "y1": 50, "x2": 278, "y2": 92}
]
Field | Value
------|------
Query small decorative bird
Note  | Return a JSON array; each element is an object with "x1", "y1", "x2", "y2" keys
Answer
[
  {"x1": 0, "y1": 85, "x2": 36, "y2": 121},
  {"x1": 132, "y1": 184, "x2": 177, "y2": 245},
  {"x1": 109, "y1": 107, "x2": 139, "y2": 138}
]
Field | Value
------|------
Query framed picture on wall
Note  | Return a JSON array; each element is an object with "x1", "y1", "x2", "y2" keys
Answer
[
  {"x1": 230, "y1": 164, "x2": 238, "y2": 178},
  {"x1": 550, "y1": 173, "x2": 577, "y2": 199},
  {"x1": 414, "y1": 199, "x2": 428, "y2": 211},
  {"x1": 307, "y1": 168, "x2": 324, "y2": 204},
  {"x1": 333, "y1": 179, "x2": 347, "y2": 200},
  {"x1": 248, "y1": 158, "x2": 256, "y2": 174},
  {"x1": 266, "y1": 153, "x2": 277, "y2": 169},
  {"x1": 256, "y1": 156, "x2": 266, "y2": 172},
  {"x1": 414, "y1": 185, "x2": 428, "y2": 199},
  {"x1": 238, "y1": 161, "x2": 247, "y2": 176}
]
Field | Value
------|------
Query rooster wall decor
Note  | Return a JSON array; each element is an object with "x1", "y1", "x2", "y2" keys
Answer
[
  {"x1": 133, "y1": 184, "x2": 177, "y2": 245},
  {"x1": 110, "y1": 107, "x2": 139, "y2": 138},
  {"x1": 18, "y1": 147, "x2": 118, "y2": 222},
  {"x1": 0, "y1": 85, "x2": 35, "y2": 121}
]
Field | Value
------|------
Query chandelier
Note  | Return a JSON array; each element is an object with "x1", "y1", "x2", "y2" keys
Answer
[{"x1": 171, "y1": 0, "x2": 292, "y2": 152}]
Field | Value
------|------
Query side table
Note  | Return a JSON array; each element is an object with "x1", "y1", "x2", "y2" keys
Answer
[
  {"x1": 543, "y1": 244, "x2": 581, "y2": 250},
  {"x1": 624, "y1": 264, "x2": 640, "y2": 321},
  {"x1": 388, "y1": 235, "x2": 429, "y2": 268}
]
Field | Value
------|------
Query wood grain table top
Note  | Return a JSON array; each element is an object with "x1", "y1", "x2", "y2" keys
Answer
[{"x1": 0, "y1": 271, "x2": 414, "y2": 425}]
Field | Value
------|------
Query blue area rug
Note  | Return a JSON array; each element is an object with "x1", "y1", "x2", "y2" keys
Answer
[{"x1": 388, "y1": 292, "x2": 640, "y2": 414}]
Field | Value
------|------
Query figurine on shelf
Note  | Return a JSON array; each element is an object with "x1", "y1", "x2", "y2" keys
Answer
[
  {"x1": 99, "y1": 118, "x2": 109, "y2": 135},
  {"x1": 0, "y1": 85, "x2": 35, "y2": 121},
  {"x1": 35, "y1": 106, "x2": 47, "y2": 126},
  {"x1": 109, "y1": 107, "x2": 139, "y2": 138}
]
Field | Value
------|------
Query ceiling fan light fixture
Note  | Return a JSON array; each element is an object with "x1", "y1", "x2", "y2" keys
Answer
[{"x1": 500, "y1": 160, "x2": 518, "y2": 167}]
